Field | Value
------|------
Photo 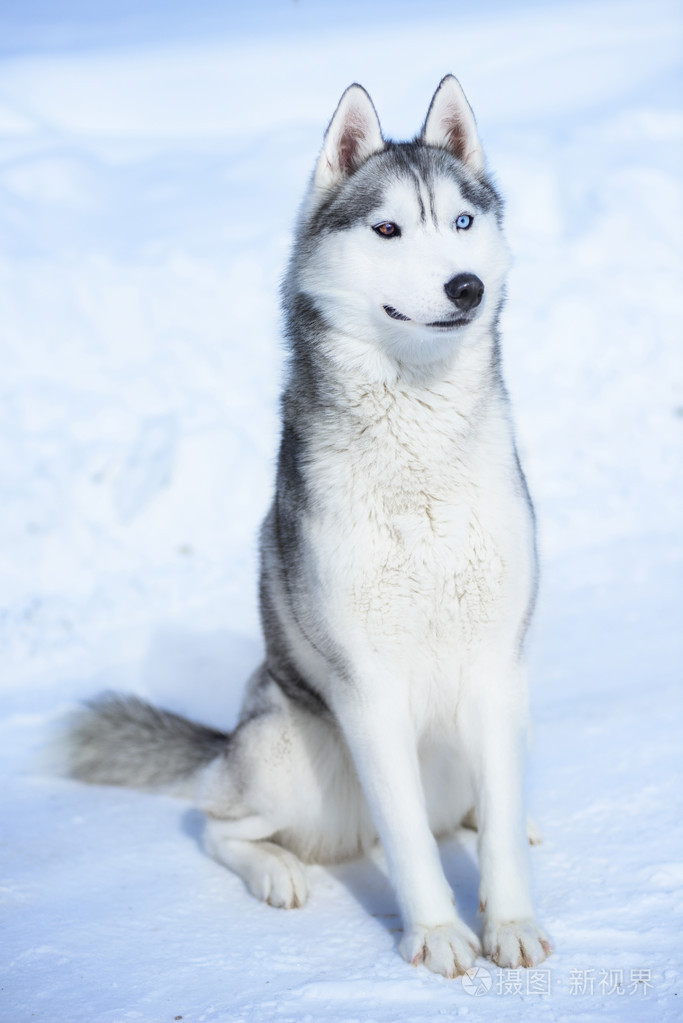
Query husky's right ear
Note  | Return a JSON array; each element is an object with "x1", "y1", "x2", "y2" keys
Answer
[
  {"x1": 313, "y1": 84, "x2": 384, "y2": 192},
  {"x1": 421, "y1": 75, "x2": 485, "y2": 174}
]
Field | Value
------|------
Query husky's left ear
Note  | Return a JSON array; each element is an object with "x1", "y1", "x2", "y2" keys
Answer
[
  {"x1": 421, "y1": 75, "x2": 485, "y2": 174},
  {"x1": 314, "y1": 84, "x2": 384, "y2": 191}
]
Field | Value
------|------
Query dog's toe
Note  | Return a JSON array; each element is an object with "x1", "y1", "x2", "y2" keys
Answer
[
  {"x1": 400, "y1": 921, "x2": 481, "y2": 978},
  {"x1": 254, "y1": 847, "x2": 309, "y2": 909},
  {"x1": 483, "y1": 918, "x2": 552, "y2": 968}
]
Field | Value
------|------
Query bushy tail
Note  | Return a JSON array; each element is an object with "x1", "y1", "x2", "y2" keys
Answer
[{"x1": 65, "y1": 692, "x2": 229, "y2": 793}]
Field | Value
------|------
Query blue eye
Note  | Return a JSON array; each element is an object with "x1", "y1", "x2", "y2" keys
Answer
[{"x1": 456, "y1": 214, "x2": 473, "y2": 230}]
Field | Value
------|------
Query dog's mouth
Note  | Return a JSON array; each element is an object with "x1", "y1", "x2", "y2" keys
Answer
[{"x1": 383, "y1": 305, "x2": 470, "y2": 330}]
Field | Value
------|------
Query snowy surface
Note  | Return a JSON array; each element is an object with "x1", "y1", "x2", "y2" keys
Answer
[{"x1": 2, "y1": 1, "x2": 682, "y2": 1020}]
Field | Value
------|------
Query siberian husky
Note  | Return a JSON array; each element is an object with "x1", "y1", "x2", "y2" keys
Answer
[{"x1": 66, "y1": 76, "x2": 552, "y2": 977}]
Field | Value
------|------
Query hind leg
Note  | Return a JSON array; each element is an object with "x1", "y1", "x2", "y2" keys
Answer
[
  {"x1": 196, "y1": 669, "x2": 371, "y2": 907},
  {"x1": 205, "y1": 825, "x2": 309, "y2": 908},
  {"x1": 198, "y1": 708, "x2": 313, "y2": 909}
]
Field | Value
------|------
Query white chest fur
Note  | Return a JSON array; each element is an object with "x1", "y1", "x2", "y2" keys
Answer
[{"x1": 299, "y1": 368, "x2": 534, "y2": 712}]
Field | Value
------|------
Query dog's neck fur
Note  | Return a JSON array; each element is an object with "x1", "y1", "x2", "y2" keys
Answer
[{"x1": 283, "y1": 292, "x2": 508, "y2": 460}]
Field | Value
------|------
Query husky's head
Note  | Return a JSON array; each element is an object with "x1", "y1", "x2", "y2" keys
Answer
[{"x1": 289, "y1": 76, "x2": 509, "y2": 370}]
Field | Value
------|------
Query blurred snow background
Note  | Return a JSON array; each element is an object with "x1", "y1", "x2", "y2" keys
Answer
[{"x1": 1, "y1": 1, "x2": 682, "y2": 1020}]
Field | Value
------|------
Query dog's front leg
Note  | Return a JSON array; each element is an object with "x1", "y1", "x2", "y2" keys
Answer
[
  {"x1": 461, "y1": 661, "x2": 552, "y2": 968},
  {"x1": 332, "y1": 677, "x2": 480, "y2": 977}
]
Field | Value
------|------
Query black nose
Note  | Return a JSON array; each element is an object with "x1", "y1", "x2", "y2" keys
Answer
[{"x1": 444, "y1": 273, "x2": 484, "y2": 312}]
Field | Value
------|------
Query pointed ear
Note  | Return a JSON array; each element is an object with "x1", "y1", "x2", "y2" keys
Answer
[
  {"x1": 421, "y1": 75, "x2": 485, "y2": 174},
  {"x1": 314, "y1": 84, "x2": 384, "y2": 191}
]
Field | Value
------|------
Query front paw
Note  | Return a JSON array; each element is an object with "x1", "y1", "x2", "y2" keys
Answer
[
  {"x1": 400, "y1": 921, "x2": 481, "y2": 978},
  {"x1": 483, "y1": 918, "x2": 552, "y2": 968}
]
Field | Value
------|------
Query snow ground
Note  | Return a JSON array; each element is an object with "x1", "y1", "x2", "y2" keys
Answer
[{"x1": 1, "y1": 1, "x2": 682, "y2": 1020}]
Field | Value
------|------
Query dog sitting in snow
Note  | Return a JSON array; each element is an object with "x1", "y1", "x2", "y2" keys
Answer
[{"x1": 67, "y1": 75, "x2": 551, "y2": 977}]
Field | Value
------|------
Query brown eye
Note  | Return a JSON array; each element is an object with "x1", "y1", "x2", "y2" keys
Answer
[{"x1": 373, "y1": 221, "x2": 401, "y2": 238}]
